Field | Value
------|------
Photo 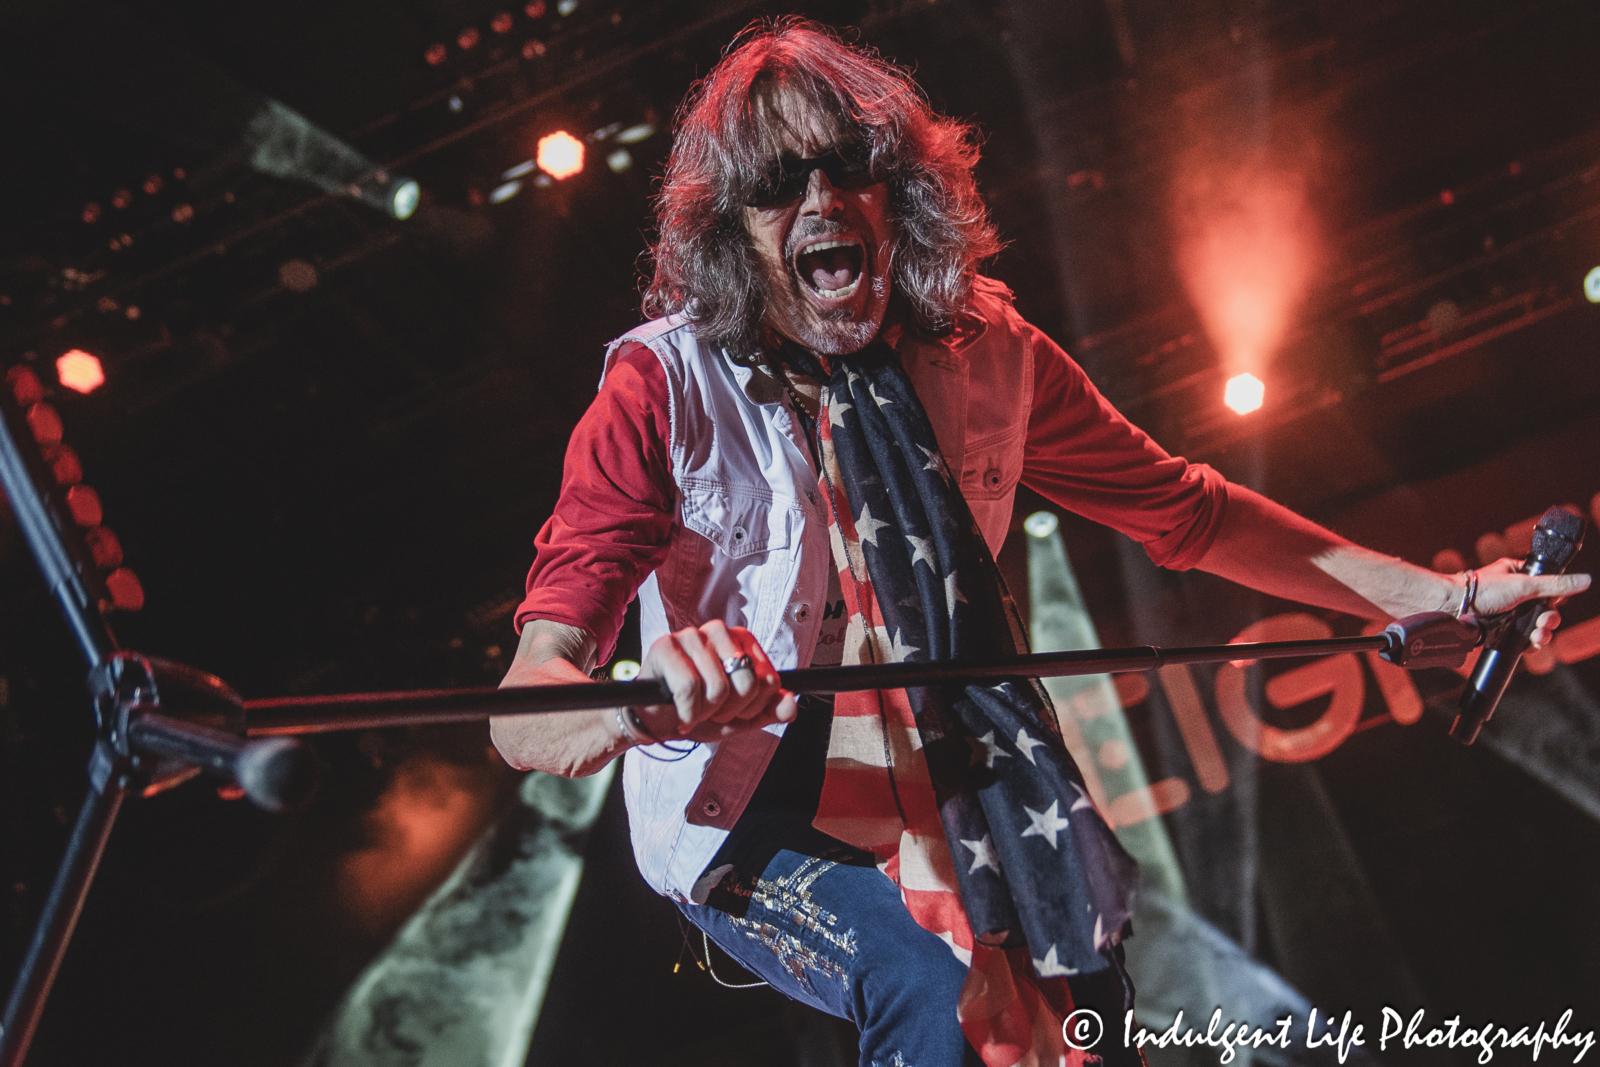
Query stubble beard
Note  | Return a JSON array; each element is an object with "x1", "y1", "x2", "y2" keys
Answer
[
  {"x1": 770, "y1": 275, "x2": 889, "y2": 354},
  {"x1": 761, "y1": 217, "x2": 892, "y2": 356}
]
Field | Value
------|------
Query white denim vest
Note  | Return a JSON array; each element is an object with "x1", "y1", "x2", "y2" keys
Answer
[{"x1": 610, "y1": 278, "x2": 1035, "y2": 901}]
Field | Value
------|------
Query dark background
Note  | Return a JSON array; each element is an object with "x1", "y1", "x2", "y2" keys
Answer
[{"x1": 2, "y1": 0, "x2": 1599, "y2": 1063}]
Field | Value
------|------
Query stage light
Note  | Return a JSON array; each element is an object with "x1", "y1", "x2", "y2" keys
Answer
[
  {"x1": 522, "y1": 39, "x2": 547, "y2": 59},
  {"x1": 606, "y1": 148, "x2": 632, "y2": 173},
  {"x1": 448, "y1": 95, "x2": 463, "y2": 112},
  {"x1": 279, "y1": 259, "x2": 319, "y2": 293},
  {"x1": 1024, "y1": 511, "x2": 1059, "y2": 539},
  {"x1": 1585, "y1": 266, "x2": 1600, "y2": 303},
  {"x1": 247, "y1": 100, "x2": 420, "y2": 220},
  {"x1": 489, "y1": 180, "x2": 522, "y2": 204},
  {"x1": 457, "y1": 27, "x2": 480, "y2": 49},
  {"x1": 105, "y1": 567, "x2": 145, "y2": 611},
  {"x1": 611, "y1": 659, "x2": 641, "y2": 681},
  {"x1": 389, "y1": 179, "x2": 420, "y2": 220},
  {"x1": 616, "y1": 122, "x2": 656, "y2": 144},
  {"x1": 66, "y1": 485, "x2": 102, "y2": 527},
  {"x1": 57, "y1": 350, "x2": 105, "y2": 394},
  {"x1": 491, "y1": 12, "x2": 514, "y2": 33},
  {"x1": 1223, "y1": 372, "x2": 1264, "y2": 415},
  {"x1": 425, "y1": 43, "x2": 447, "y2": 65},
  {"x1": 502, "y1": 159, "x2": 536, "y2": 180},
  {"x1": 557, "y1": 0, "x2": 577, "y2": 14},
  {"x1": 524, "y1": 0, "x2": 546, "y2": 14},
  {"x1": 537, "y1": 131, "x2": 583, "y2": 179}
]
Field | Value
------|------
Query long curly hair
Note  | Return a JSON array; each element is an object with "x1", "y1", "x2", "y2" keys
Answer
[{"x1": 643, "y1": 18, "x2": 1001, "y2": 363}]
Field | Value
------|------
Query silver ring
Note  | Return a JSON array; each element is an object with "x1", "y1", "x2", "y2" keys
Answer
[{"x1": 722, "y1": 654, "x2": 753, "y2": 675}]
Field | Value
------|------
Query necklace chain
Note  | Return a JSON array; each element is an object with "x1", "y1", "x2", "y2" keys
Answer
[{"x1": 765, "y1": 352, "x2": 818, "y2": 417}]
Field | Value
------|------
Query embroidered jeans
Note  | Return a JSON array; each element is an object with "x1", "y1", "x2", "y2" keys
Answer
[{"x1": 677, "y1": 809, "x2": 985, "y2": 1067}]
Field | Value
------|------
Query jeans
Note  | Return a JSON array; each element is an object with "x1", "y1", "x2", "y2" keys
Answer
[{"x1": 677, "y1": 809, "x2": 985, "y2": 1067}]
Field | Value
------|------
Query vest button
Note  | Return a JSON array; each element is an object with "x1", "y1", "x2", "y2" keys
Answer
[
  {"x1": 732, "y1": 525, "x2": 747, "y2": 542},
  {"x1": 702, "y1": 798, "x2": 722, "y2": 818},
  {"x1": 794, "y1": 603, "x2": 811, "y2": 622},
  {"x1": 984, "y1": 466, "x2": 1003, "y2": 489}
]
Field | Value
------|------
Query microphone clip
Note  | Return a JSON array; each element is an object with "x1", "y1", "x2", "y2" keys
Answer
[{"x1": 1378, "y1": 612, "x2": 1483, "y2": 671}]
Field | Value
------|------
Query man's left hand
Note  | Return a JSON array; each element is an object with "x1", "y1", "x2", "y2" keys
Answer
[{"x1": 1469, "y1": 556, "x2": 1592, "y2": 649}]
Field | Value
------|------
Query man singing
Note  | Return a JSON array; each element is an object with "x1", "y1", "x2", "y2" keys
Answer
[{"x1": 491, "y1": 20, "x2": 1586, "y2": 1067}]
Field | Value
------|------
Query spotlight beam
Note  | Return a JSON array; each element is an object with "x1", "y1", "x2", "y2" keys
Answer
[{"x1": 245, "y1": 100, "x2": 420, "y2": 219}]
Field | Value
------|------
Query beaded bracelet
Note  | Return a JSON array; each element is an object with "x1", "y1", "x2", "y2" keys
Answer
[
  {"x1": 614, "y1": 705, "x2": 698, "y2": 762},
  {"x1": 614, "y1": 706, "x2": 663, "y2": 746}
]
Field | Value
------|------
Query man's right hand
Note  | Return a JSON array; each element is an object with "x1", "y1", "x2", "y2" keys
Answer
[{"x1": 634, "y1": 620, "x2": 799, "y2": 743}]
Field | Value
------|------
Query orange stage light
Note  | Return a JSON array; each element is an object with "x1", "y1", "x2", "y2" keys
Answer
[
  {"x1": 537, "y1": 131, "x2": 584, "y2": 180},
  {"x1": 57, "y1": 349, "x2": 105, "y2": 394},
  {"x1": 1224, "y1": 372, "x2": 1265, "y2": 415}
]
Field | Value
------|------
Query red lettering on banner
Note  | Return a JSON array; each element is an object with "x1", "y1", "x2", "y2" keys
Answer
[
  {"x1": 1214, "y1": 614, "x2": 1365, "y2": 762},
  {"x1": 1108, "y1": 778, "x2": 1192, "y2": 826},
  {"x1": 1054, "y1": 684, "x2": 1192, "y2": 828},
  {"x1": 1556, "y1": 614, "x2": 1600, "y2": 664}
]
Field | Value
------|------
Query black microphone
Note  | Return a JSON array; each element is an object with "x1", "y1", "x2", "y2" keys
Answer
[{"x1": 1450, "y1": 506, "x2": 1587, "y2": 744}]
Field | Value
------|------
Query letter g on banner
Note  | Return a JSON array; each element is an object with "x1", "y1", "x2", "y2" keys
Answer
[{"x1": 1215, "y1": 614, "x2": 1364, "y2": 762}]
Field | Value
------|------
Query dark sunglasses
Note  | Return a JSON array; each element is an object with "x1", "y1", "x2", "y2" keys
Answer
[{"x1": 746, "y1": 145, "x2": 878, "y2": 207}]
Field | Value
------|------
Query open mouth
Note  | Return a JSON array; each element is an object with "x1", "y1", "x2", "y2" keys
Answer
[{"x1": 794, "y1": 238, "x2": 865, "y2": 300}]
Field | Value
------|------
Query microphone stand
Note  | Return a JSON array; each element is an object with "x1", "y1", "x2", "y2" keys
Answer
[
  {"x1": 243, "y1": 632, "x2": 1403, "y2": 734},
  {"x1": 0, "y1": 376, "x2": 1485, "y2": 1067}
]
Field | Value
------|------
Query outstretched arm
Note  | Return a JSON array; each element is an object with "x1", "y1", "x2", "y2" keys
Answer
[{"x1": 1196, "y1": 486, "x2": 1591, "y2": 643}]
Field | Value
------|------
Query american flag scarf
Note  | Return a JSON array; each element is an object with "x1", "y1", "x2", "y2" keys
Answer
[{"x1": 782, "y1": 341, "x2": 1139, "y2": 1067}]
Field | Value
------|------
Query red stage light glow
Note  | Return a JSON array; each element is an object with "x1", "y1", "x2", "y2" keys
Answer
[
  {"x1": 105, "y1": 567, "x2": 144, "y2": 612},
  {"x1": 1172, "y1": 147, "x2": 1321, "y2": 386},
  {"x1": 57, "y1": 349, "x2": 105, "y2": 394},
  {"x1": 537, "y1": 131, "x2": 584, "y2": 179},
  {"x1": 491, "y1": 12, "x2": 513, "y2": 33},
  {"x1": 337, "y1": 756, "x2": 495, "y2": 934},
  {"x1": 457, "y1": 27, "x2": 480, "y2": 49},
  {"x1": 424, "y1": 42, "x2": 447, "y2": 65}
]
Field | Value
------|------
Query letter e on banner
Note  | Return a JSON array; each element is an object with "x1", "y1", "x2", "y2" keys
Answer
[{"x1": 1215, "y1": 614, "x2": 1364, "y2": 762}]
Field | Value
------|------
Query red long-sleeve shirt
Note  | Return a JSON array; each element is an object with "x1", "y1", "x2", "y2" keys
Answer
[{"x1": 518, "y1": 330, "x2": 1228, "y2": 661}]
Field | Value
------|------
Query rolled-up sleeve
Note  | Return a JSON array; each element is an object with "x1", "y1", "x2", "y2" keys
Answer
[
  {"x1": 516, "y1": 342, "x2": 676, "y2": 661},
  {"x1": 1022, "y1": 326, "x2": 1230, "y2": 570}
]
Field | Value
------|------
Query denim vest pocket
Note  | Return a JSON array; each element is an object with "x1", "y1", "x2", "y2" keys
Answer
[{"x1": 679, "y1": 481, "x2": 791, "y2": 558}]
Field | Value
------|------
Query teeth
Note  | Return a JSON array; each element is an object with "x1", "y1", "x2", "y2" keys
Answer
[
  {"x1": 815, "y1": 277, "x2": 861, "y2": 299},
  {"x1": 799, "y1": 239, "x2": 859, "y2": 255}
]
